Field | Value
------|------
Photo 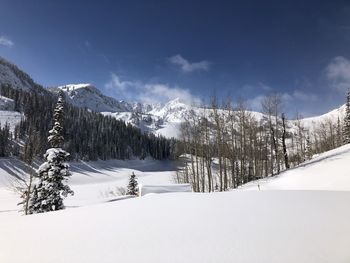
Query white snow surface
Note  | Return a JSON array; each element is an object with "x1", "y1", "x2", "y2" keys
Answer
[
  {"x1": 241, "y1": 144, "x2": 350, "y2": 191},
  {"x1": 0, "y1": 61, "x2": 33, "y2": 91},
  {"x1": 1, "y1": 145, "x2": 350, "y2": 262},
  {"x1": 0, "y1": 110, "x2": 22, "y2": 131},
  {"x1": 139, "y1": 183, "x2": 192, "y2": 196}
]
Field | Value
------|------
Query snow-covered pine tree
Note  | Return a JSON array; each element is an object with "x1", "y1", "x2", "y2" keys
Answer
[
  {"x1": 343, "y1": 90, "x2": 350, "y2": 144},
  {"x1": 126, "y1": 172, "x2": 138, "y2": 196},
  {"x1": 28, "y1": 91, "x2": 73, "y2": 214}
]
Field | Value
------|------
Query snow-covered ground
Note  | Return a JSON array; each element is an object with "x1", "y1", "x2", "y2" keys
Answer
[
  {"x1": 241, "y1": 144, "x2": 350, "y2": 191},
  {"x1": 0, "y1": 158, "x2": 177, "y2": 210},
  {"x1": 1, "y1": 145, "x2": 350, "y2": 262},
  {"x1": 0, "y1": 110, "x2": 22, "y2": 131}
]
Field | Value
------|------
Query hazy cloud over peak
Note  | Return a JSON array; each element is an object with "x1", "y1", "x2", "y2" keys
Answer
[{"x1": 105, "y1": 73, "x2": 200, "y2": 105}]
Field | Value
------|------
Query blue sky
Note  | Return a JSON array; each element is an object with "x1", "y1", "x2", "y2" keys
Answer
[{"x1": 1, "y1": 0, "x2": 350, "y2": 116}]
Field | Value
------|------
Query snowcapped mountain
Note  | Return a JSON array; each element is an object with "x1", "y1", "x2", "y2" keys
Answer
[
  {"x1": 52, "y1": 83, "x2": 189, "y2": 136},
  {"x1": 0, "y1": 56, "x2": 346, "y2": 138},
  {"x1": 54, "y1": 82, "x2": 347, "y2": 138},
  {"x1": 53, "y1": 84, "x2": 135, "y2": 112},
  {"x1": 301, "y1": 104, "x2": 346, "y2": 130}
]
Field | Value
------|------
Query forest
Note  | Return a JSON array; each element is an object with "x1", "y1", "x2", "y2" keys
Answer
[{"x1": 0, "y1": 84, "x2": 175, "y2": 161}]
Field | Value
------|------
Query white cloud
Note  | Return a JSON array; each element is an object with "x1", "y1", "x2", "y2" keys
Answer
[
  {"x1": 143, "y1": 84, "x2": 201, "y2": 105},
  {"x1": 169, "y1": 54, "x2": 210, "y2": 73},
  {"x1": 105, "y1": 73, "x2": 140, "y2": 92},
  {"x1": 105, "y1": 73, "x2": 200, "y2": 105},
  {"x1": 0, "y1": 36, "x2": 14, "y2": 47},
  {"x1": 326, "y1": 56, "x2": 350, "y2": 91}
]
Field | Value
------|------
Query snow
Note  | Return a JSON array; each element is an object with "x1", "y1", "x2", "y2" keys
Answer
[
  {"x1": 1, "y1": 142, "x2": 350, "y2": 262},
  {"x1": 139, "y1": 183, "x2": 192, "y2": 196},
  {"x1": 241, "y1": 144, "x2": 350, "y2": 191},
  {"x1": 301, "y1": 104, "x2": 346, "y2": 130},
  {"x1": 57, "y1": 83, "x2": 92, "y2": 90},
  {"x1": 0, "y1": 96, "x2": 14, "y2": 111},
  {"x1": 0, "y1": 191, "x2": 349, "y2": 263},
  {"x1": 0, "y1": 61, "x2": 33, "y2": 91},
  {"x1": 155, "y1": 122, "x2": 182, "y2": 138},
  {"x1": 55, "y1": 84, "x2": 135, "y2": 113},
  {"x1": 0, "y1": 158, "x2": 178, "y2": 208},
  {"x1": 0, "y1": 110, "x2": 22, "y2": 132}
]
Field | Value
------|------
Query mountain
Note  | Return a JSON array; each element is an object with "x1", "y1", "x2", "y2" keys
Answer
[
  {"x1": 0, "y1": 57, "x2": 45, "y2": 93},
  {"x1": 51, "y1": 83, "x2": 188, "y2": 137},
  {"x1": 54, "y1": 82, "x2": 347, "y2": 138},
  {"x1": 52, "y1": 84, "x2": 134, "y2": 112}
]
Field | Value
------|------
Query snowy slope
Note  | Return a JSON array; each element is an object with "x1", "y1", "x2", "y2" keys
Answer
[
  {"x1": 0, "y1": 96, "x2": 22, "y2": 131},
  {"x1": 0, "y1": 111, "x2": 22, "y2": 131},
  {"x1": 242, "y1": 143, "x2": 350, "y2": 191},
  {"x1": 0, "y1": 57, "x2": 42, "y2": 92},
  {"x1": 54, "y1": 84, "x2": 134, "y2": 112},
  {"x1": 0, "y1": 158, "x2": 177, "y2": 209},
  {"x1": 300, "y1": 104, "x2": 346, "y2": 131}
]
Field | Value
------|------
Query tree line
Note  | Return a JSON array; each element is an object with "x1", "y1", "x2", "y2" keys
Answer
[{"x1": 0, "y1": 84, "x2": 175, "y2": 161}]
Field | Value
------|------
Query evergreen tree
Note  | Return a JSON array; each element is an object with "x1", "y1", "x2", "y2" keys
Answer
[
  {"x1": 28, "y1": 92, "x2": 73, "y2": 214},
  {"x1": 343, "y1": 90, "x2": 350, "y2": 144},
  {"x1": 126, "y1": 172, "x2": 138, "y2": 196}
]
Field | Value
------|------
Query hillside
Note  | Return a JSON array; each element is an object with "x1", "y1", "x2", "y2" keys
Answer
[
  {"x1": 0, "y1": 57, "x2": 46, "y2": 93},
  {"x1": 1, "y1": 145, "x2": 350, "y2": 262},
  {"x1": 242, "y1": 143, "x2": 350, "y2": 190}
]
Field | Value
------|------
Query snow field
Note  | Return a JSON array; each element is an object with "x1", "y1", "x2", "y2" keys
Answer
[
  {"x1": 0, "y1": 191, "x2": 349, "y2": 263},
  {"x1": 1, "y1": 144, "x2": 350, "y2": 262}
]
